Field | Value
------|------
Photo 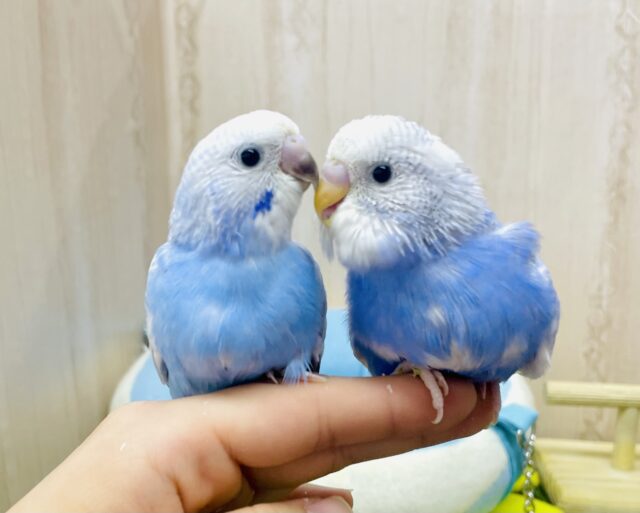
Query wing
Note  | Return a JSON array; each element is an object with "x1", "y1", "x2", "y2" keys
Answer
[
  {"x1": 311, "y1": 295, "x2": 327, "y2": 373},
  {"x1": 313, "y1": 248, "x2": 328, "y2": 373},
  {"x1": 145, "y1": 251, "x2": 169, "y2": 384}
]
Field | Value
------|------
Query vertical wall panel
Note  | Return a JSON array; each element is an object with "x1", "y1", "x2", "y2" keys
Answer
[{"x1": 0, "y1": 1, "x2": 170, "y2": 508}]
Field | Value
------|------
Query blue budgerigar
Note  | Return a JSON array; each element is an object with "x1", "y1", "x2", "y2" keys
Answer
[
  {"x1": 314, "y1": 116, "x2": 559, "y2": 423},
  {"x1": 146, "y1": 110, "x2": 326, "y2": 398}
]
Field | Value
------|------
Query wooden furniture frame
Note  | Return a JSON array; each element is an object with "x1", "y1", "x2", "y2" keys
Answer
[{"x1": 535, "y1": 381, "x2": 640, "y2": 513}]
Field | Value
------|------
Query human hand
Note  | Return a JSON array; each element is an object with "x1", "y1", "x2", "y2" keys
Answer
[{"x1": 9, "y1": 375, "x2": 499, "y2": 513}]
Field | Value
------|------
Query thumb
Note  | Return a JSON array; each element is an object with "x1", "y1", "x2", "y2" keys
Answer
[{"x1": 231, "y1": 496, "x2": 353, "y2": 513}]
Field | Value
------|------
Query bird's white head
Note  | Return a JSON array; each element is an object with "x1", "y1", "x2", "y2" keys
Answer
[
  {"x1": 315, "y1": 115, "x2": 491, "y2": 270},
  {"x1": 169, "y1": 110, "x2": 317, "y2": 256}
]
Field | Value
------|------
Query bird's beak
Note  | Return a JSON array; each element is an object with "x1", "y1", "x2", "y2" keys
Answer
[
  {"x1": 279, "y1": 134, "x2": 318, "y2": 188},
  {"x1": 314, "y1": 161, "x2": 350, "y2": 226}
]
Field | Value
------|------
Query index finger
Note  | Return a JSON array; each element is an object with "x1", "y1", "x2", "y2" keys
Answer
[{"x1": 180, "y1": 374, "x2": 479, "y2": 468}]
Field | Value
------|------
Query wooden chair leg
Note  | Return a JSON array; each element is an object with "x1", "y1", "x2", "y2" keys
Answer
[{"x1": 612, "y1": 406, "x2": 639, "y2": 471}]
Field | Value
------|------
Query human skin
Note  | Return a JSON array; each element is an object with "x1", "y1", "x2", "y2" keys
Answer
[{"x1": 9, "y1": 375, "x2": 500, "y2": 513}]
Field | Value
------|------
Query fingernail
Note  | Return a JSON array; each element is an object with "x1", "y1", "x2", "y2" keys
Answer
[{"x1": 305, "y1": 495, "x2": 353, "y2": 513}]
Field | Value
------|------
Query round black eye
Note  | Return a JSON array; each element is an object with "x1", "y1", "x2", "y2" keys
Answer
[
  {"x1": 240, "y1": 147, "x2": 261, "y2": 167},
  {"x1": 372, "y1": 164, "x2": 392, "y2": 183}
]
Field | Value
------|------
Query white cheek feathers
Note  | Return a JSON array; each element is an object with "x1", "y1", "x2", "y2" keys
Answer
[
  {"x1": 318, "y1": 115, "x2": 492, "y2": 270},
  {"x1": 327, "y1": 200, "x2": 409, "y2": 270}
]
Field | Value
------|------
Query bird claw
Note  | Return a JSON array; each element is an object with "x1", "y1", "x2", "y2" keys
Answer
[
  {"x1": 433, "y1": 370, "x2": 449, "y2": 397},
  {"x1": 303, "y1": 372, "x2": 327, "y2": 383},
  {"x1": 477, "y1": 382, "x2": 487, "y2": 400},
  {"x1": 393, "y1": 362, "x2": 449, "y2": 424},
  {"x1": 265, "y1": 371, "x2": 326, "y2": 385},
  {"x1": 392, "y1": 361, "x2": 415, "y2": 375},
  {"x1": 417, "y1": 369, "x2": 447, "y2": 424}
]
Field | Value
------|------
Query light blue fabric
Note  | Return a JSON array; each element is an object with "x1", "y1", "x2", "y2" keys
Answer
[
  {"x1": 494, "y1": 404, "x2": 539, "y2": 491},
  {"x1": 132, "y1": 355, "x2": 172, "y2": 401},
  {"x1": 321, "y1": 309, "x2": 370, "y2": 377},
  {"x1": 470, "y1": 465, "x2": 513, "y2": 513}
]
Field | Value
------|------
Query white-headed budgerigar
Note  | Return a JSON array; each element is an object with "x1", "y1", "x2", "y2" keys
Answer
[
  {"x1": 146, "y1": 110, "x2": 326, "y2": 398},
  {"x1": 314, "y1": 116, "x2": 559, "y2": 423}
]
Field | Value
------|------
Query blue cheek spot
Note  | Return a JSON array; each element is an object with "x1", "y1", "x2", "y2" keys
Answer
[{"x1": 253, "y1": 189, "x2": 274, "y2": 218}]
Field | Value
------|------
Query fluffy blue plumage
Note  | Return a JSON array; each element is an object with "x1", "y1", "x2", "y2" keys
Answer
[
  {"x1": 146, "y1": 111, "x2": 326, "y2": 398},
  {"x1": 147, "y1": 241, "x2": 325, "y2": 397},
  {"x1": 316, "y1": 116, "x2": 560, "y2": 421},
  {"x1": 348, "y1": 222, "x2": 559, "y2": 382}
]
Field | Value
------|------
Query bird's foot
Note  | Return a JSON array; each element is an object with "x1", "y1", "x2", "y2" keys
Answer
[
  {"x1": 432, "y1": 369, "x2": 449, "y2": 397},
  {"x1": 417, "y1": 368, "x2": 449, "y2": 424},
  {"x1": 303, "y1": 372, "x2": 327, "y2": 383},
  {"x1": 393, "y1": 362, "x2": 449, "y2": 424},
  {"x1": 263, "y1": 370, "x2": 325, "y2": 385},
  {"x1": 480, "y1": 381, "x2": 501, "y2": 424},
  {"x1": 477, "y1": 382, "x2": 487, "y2": 400}
]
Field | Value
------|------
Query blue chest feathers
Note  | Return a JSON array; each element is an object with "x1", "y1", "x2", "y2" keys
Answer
[
  {"x1": 146, "y1": 242, "x2": 326, "y2": 396},
  {"x1": 347, "y1": 224, "x2": 559, "y2": 382}
]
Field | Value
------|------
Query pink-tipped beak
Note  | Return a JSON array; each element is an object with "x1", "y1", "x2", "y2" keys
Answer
[{"x1": 279, "y1": 134, "x2": 318, "y2": 187}]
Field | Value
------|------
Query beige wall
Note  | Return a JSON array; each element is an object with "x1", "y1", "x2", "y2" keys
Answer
[
  {"x1": 0, "y1": 1, "x2": 170, "y2": 509},
  {"x1": 1, "y1": 0, "x2": 639, "y2": 508}
]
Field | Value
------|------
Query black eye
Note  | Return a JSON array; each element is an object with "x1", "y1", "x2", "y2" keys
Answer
[
  {"x1": 372, "y1": 164, "x2": 392, "y2": 183},
  {"x1": 240, "y1": 147, "x2": 261, "y2": 167}
]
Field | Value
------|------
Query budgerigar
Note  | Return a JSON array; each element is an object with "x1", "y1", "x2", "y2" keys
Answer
[
  {"x1": 314, "y1": 116, "x2": 559, "y2": 423},
  {"x1": 146, "y1": 110, "x2": 326, "y2": 398}
]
